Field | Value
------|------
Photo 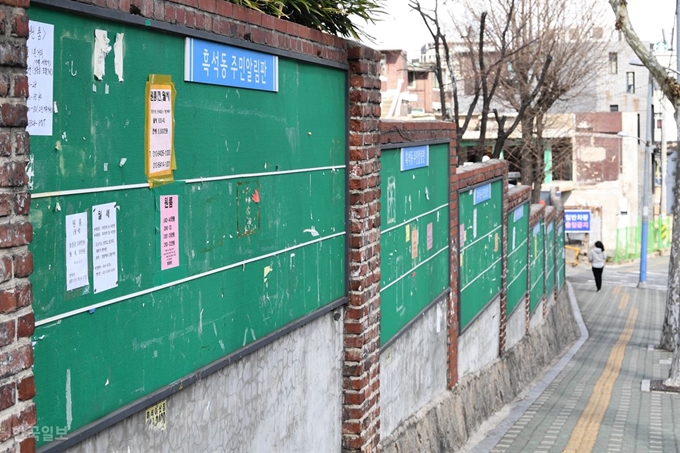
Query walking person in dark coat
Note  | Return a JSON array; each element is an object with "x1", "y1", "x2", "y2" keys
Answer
[{"x1": 589, "y1": 241, "x2": 606, "y2": 292}]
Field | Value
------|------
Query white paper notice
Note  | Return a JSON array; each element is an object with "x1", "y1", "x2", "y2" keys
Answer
[
  {"x1": 92, "y1": 202, "x2": 118, "y2": 293},
  {"x1": 27, "y1": 20, "x2": 54, "y2": 136},
  {"x1": 148, "y1": 86, "x2": 173, "y2": 174},
  {"x1": 66, "y1": 212, "x2": 88, "y2": 291},
  {"x1": 160, "y1": 195, "x2": 179, "y2": 270},
  {"x1": 94, "y1": 29, "x2": 111, "y2": 80}
]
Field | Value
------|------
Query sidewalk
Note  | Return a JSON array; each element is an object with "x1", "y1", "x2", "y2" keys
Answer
[{"x1": 467, "y1": 254, "x2": 680, "y2": 452}]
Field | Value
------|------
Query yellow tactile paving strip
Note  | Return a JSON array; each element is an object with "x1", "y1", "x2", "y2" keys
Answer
[{"x1": 563, "y1": 307, "x2": 638, "y2": 453}]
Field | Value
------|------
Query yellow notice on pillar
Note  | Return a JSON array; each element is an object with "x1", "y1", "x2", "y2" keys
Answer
[{"x1": 145, "y1": 75, "x2": 176, "y2": 187}]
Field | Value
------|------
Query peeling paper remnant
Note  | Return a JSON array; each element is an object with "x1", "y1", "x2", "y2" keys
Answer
[
  {"x1": 263, "y1": 266, "x2": 273, "y2": 279},
  {"x1": 303, "y1": 226, "x2": 320, "y2": 237},
  {"x1": 26, "y1": 155, "x2": 34, "y2": 190},
  {"x1": 114, "y1": 33, "x2": 124, "y2": 82},
  {"x1": 94, "y1": 29, "x2": 111, "y2": 80}
]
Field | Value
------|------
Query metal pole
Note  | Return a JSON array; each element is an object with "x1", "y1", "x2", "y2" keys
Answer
[
  {"x1": 639, "y1": 70, "x2": 652, "y2": 288},
  {"x1": 661, "y1": 116, "x2": 667, "y2": 218}
]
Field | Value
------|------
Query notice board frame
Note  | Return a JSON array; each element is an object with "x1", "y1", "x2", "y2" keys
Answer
[
  {"x1": 458, "y1": 177, "x2": 504, "y2": 332},
  {"x1": 29, "y1": 1, "x2": 350, "y2": 451},
  {"x1": 379, "y1": 139, "x2": 451, "y2": 350}
]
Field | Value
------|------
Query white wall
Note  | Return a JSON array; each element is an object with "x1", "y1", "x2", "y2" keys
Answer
[
  {"x1": 505, "y1": 300, "x2": 526, "y2": 351},
  {"x1": 458, "y1": 297, "x2": 500, "y2": 378},
  {"x1": 380, "y1": 299, "x2": 448, "y2": 439}
]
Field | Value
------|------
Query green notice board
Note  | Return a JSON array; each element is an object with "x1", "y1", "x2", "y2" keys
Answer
[
  {"x1": 507, "y1": 202, "x2": 529, "y2": 315},
  {"x1": 556, "y1": 222, "x2": 566, "y2": 289},
  {"x1": 28, "y1": 7, "x2": 346, "y2": 445},
  {"x1": 459, "y1": 179, "x2": 503, "y2": 330},
  {"x1": 380, "y1": 143, "x2": 449, "y2": 344},
  {"x1": 530, "y1": 220, "x2": 545, "y2": 313},
  {"x1": 545, "y1": 220, "x2": 556, "y2": 294}
]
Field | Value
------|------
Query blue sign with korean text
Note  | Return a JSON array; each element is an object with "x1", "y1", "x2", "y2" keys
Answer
[
  {"x1": 473, "y1": 183, "x2": 492, "y2": 205},
  {"x1": 184, "y1": 38, "x2": 279, "y2": 92},
  {"x1": 400, "y1": 145, "x2": 429, "y2": 171},
  {"x1": 564, "y1": 210, "x2": 591, "y2": 233}
]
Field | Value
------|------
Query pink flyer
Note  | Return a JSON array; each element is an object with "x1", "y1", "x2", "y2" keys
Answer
[{"x1": 160, "y1": 195, "x2": 179, "y2": 270}]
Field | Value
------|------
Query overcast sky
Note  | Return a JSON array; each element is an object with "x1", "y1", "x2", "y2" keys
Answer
[{"x1": 359, "y1": 1, "x2": 677, "y2": 59}]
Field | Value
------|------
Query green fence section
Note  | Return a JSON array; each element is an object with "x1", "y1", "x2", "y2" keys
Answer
[
  {"x1": 530, "y1": 220, "x2": 545, "y2": 313},
  {"x1": 29, "y1": 7, "x2": 346, "y2": 444},
  {"x1": 613, "y1": 217, "x2": 672, "y2": 262},
  {"x1": 556, "y1": 222, "x2": 566, "y2": 290},
  {"x1": 459, "y1": 179, "x2": 503, "y2": 330},
  {"x1": 380, "y1": 144, "x2": 450, "y2": 344},
  {"x1": 544, "y1": 220, "x2": 555, "y2": 295},
  {"x1": 506, "y1": 203, "x2": 529, "y2": 315}
]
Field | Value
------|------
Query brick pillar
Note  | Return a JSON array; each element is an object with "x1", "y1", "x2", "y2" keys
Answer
[
  {"x1": 343, "y1": 42, "x2": 381, "y2": 453},
  {"x1": 0, "y1": 1, "x2": 36, "y2": 452},
  {"x1": 447, "y1": 150, "x2": 459, "y2": 388},
  {"x1": 499, "y1": 172, "x2": 509, "y2": 355}
]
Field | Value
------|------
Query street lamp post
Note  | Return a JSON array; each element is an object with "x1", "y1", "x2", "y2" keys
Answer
[
  {"x1": 639, "y1": 73, "x2": 652, "y2": 288},
  {"x1": 626, "y1": 58, "x2": 654, "y2": 288}
]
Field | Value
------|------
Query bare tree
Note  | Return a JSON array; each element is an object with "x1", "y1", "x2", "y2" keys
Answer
[
  {"x1": 410, "y1": 0, "x2": 534, "y2": 162},
  {"x1": 608, "y1": 0, "x2": 680, "y2": 387},
  {"x1": 472, "y1": 0, "x2": 606, "y2": 201},
  {"x1": 409, "y1": 0, "x2": 451, "y2": 121}
]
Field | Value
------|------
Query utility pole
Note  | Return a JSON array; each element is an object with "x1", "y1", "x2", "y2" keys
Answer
[{"x1": 638, "y1": 72, "x2": 652, "y2": 288}]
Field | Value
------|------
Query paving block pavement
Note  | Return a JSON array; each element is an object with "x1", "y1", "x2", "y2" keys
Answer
[{"x1": 466, "y1": 255, "x2": 680, "y2": 453}]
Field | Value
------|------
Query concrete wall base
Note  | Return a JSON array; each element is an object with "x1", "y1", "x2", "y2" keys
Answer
[
  {"x1": 505, "y1": 299, "x2": 526, "y2": 351},
  {"x1": 63, "y1": 310, "x2": 344, "y2": 453},
  {"x1": 380, "y1": 287, "x2": 579, "y2": 453}
]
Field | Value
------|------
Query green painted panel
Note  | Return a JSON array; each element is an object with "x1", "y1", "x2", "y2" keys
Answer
[
  {"x1": 507, "y1": 202, "x2": 529, "y2": 314},
  {"x1": 545, "y1": 220, "x2": 556, "y2": 294},
  {"x1": 459, "y1": 179, "x2": 503, "y2": 329},
  {"x1": 530, "y1": 220, "x2": 545, "y2": 313},
  {"x1": 29, "y1": 7, "x2": 346, "y2": 445},
  {"x1": 556, "y1": 222, "x2": 566, "y2": 289},
  {"x1": 28, "y1": 11, "x2": 345, "y2": 193},
  {"x1": 379, "y1": 144, "x2": 449, "y2": 344}
]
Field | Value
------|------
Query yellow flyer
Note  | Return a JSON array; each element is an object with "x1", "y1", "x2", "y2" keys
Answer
[{"x1": 145, "y1": 75, "x2": 176, "y2": 187}]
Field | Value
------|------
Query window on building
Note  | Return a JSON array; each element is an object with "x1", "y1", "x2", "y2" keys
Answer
[
  {"x1": 609, "y1": 52, "x2": 618, "y2": 74},
  {"x1": 610, "y1": 104, "x2": 619, "y2": 112},
  {"x1": 408, "y1": 71, "x2": 416, "y2": 88},
  {"x1": 380, "y1": 55, "x2": 386, "y2": 78},
  {"x1": 626, "y1": 72, "x2": 635, "y2": 93},
  {"x1": 432, "y1": 72, "x2": 440, "y2": 90}
]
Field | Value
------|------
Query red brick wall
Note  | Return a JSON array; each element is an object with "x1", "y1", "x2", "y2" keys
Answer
[
  {"x1": 68, "y1": 0, "x2": 348, "y2": 63},
  {"x1": 451, "y1": 160, "x2": 507, "y2": 387},
  {"x1": 551, "y1": 191, "x2": 564, "y2": 302},
  {"x1": 380, "y1": 50, "x2": 406, "y2": 92},
  {"x1": 345, "y1": 42, "x2": 381, "y2": 452},
  {"x1": 575, "y1": 111, "x2": 623, "y2": 135},
  {"x1": 380, "y1": 120, "x2": 455, "y2": 146},
  {"x1": 0, "y1": 0, "x2": 36, "y2": 452},
  {"x1": 574, "y1": 134, "x2": 621, "y2": 182}
]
